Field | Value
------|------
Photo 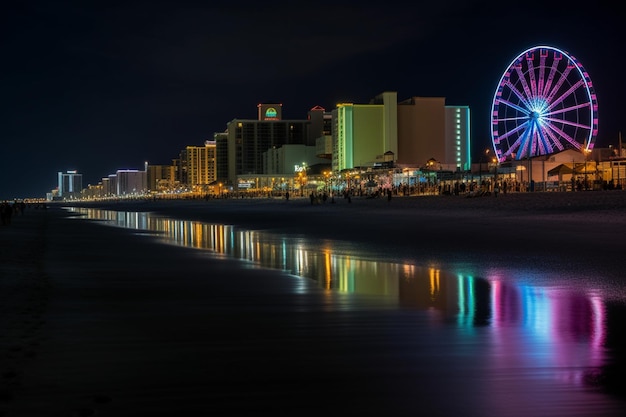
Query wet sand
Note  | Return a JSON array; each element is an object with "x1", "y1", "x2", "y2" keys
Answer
[
  {"x1": 66, "y1": 191, "x2": 626, "y2": 280},
  {"x1": 1, "y1": 191, "x2": 626, "y2": 416}
]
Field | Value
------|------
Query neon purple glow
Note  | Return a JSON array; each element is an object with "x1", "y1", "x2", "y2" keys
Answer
[
  {"x1": 491, "y1": 46, "x2": 598, "y2": 162},
  {"x1": 488, "y1": 277, "x2": 606, "y2": 379}
]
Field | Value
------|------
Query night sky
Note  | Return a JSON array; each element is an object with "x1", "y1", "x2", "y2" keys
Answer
[{"x1": 2, "y1": 1, "x2": 623, "y2": 200}]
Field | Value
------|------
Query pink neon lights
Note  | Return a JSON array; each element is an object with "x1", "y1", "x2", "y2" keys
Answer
[{"x1": 491, "y1": 46, "x2": 598, "y2": 162}]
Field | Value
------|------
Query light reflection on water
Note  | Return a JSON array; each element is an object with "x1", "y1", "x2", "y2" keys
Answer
[
  {"x1": 68, "y1": 207, "x2": 608, "y2": 335},
  {"x1": 65, "y1": 206, "x2": 626, "y2": 412}
]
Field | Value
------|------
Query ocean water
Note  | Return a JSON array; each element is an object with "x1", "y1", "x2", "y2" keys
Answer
[{"x1": 65, "y1": 206, "x2": 626, "y2": 416}]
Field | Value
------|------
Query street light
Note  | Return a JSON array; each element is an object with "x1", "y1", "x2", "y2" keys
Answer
[
  {"x1": 299, "y1": 162, "x2": 308, "y2": 197},
  {"x1": 480, "y1": 148, "x2": 491, "y2": 190},
  {"x1": 583, "y1": 147, "x2": 591, "y2": 190},
  {"x1": 324, "y1": 171, "x2": 330, "y2": 194}
]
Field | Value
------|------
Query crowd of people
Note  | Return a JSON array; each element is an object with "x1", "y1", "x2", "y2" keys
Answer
[{"x1": 0, "y1": 200, "x2": 29, "y2": 226}]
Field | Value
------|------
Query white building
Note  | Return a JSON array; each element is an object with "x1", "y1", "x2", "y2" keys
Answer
[
  {"x1": 115, "y1": 169, "x2": 147, "y2": 196},
  {"x1": 57, "y1": 170, "x2": 83, "y2": 198}
]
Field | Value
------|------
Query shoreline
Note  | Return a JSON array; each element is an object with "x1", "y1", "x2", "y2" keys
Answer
[
  {"x1": 58, "y1": 190, "x2": 626, "y2": 277},
  {"x1": 57, "y1": 189, "x2": 626, "y2": 219}
]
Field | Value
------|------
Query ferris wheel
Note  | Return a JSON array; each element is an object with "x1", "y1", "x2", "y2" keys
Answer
[{"x1": 490, "y1": 45, "x2": 598, "y2": 162}]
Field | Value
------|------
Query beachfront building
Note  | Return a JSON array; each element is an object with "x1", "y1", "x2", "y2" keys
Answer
[
  {"x1": 103, "y1": 175, "x2": 114, "y2": 197},
  {"x1": 316, "y1": 133, "x2": 333, "y2": 161},
  {"x1": 445, "y1": 106, "x2": 472, "y2": 172},
  {"x1": 333, "y1": 92, "x2": 471, "y2": 174},
  {"x1": 225, "y1": 103, "x2": 330, "y2": 187},
  {"x1": 263, "y1": 144, "x2": 329, "y2": 175},
  {"x1": 481, "y1": 148, "x2": 603, "y2": 193},
  {"x1": 396, "y1": 96, "x2": 471, "y2": 172},
  {"x1": 56, "y1": 170, "x2": 83, "y2": 199},
  {"x1": 71, "y1": 167, "x2": 150, "y2": 200},
  {"x1": 210, "y1": 94, "x2": 472, "y2": 195},
  {"x1": 146, "y1": 164, "x2": 178, "y2": 193},
  {"x1": 115, "y1": 169, "x2": 147, "y2": 196},
  {"x1": 177, "y1": 141, "x2": 217, "y2": 193},
  {"x1": 213, "y1": 131, "x2": 229, "y2": 185},
  {"x1": 309, "y1": 105, "x2": 333, "y2": 161},
  {"x1": 80, "y1": 182, "x2": 104, "y2": 200},
  {"x1": 333, "y1": 91, "x2": 398, "y2": 172}
]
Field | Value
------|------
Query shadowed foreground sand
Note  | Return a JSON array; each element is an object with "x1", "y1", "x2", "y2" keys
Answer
[{"x1": 1, "y1": 191, "x2": 626, "y2": 416}]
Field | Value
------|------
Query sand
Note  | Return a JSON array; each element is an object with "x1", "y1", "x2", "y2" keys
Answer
[
  {"x1": 1, "y1": 191, "x2": 626, "y2": 416},
  {"x1": 63, "y1": 190, "x2": 626, "y2": 278}
]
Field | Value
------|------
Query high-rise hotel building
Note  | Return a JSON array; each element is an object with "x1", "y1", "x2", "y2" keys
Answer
[
  {"x1": 57, "y1": 170, "x2": 83, "y2": 198},
  {"x1": 178, "y1": 140, "x2": 217, "y2": 190},
  {"x1": 224, "y1": 103, "x2": 329, "y2": 185},
  {"x1": 445, "y1": 105, "x2": 471, "y2": 172},
  {"x1": 332, "y1": 92, "x2": 398, "y2": 172},
  {"x1": 146, "y1": 164, "x2": 178, "y2": 192},
  {"x1": 213, "y1": 131, "x2": 229, "y2": 185},
  {"x1": 115, "y1": 169, "x2": 147, "y2": 195},
  {"x1": 397, "y1": 96, "x2": 471, "y2": 171},
  {"x1": 332, "y1": 92, "x2": 471, "y2": 172}
]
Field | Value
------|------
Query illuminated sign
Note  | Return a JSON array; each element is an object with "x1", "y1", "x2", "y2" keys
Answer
[
  {"x1": 238, "y1": 179, "x2": 255, "y2": 189},
  {"x1": 258, "y1": 103, "x2": 281, "y2": 121},
  {"x1": 265, "y1": 107, "x2": 278, "y2": 119}
]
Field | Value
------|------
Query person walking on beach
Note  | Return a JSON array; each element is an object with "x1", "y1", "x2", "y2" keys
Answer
[{"x1": 1, "y1": 201, "x2": 13, "y2": 225}]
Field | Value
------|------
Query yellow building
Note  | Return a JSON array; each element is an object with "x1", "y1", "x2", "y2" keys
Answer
[
  {"x1": 179, "y1": 141, "x2": 217, "y2": 191},
  {"x1": 332, "y1": 92, "x2": 471, "y2": 173},
  {"x1": 146, "y1": 164, "x2": 178, "y2": 192},
  {"x1": 333, "y1": 92, "x2": 398, "y2": 171}
]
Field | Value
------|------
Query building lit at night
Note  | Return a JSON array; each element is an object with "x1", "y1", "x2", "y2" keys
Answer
[{"x1": 57, "y1": 170, "x2": 83, "y2": 199}]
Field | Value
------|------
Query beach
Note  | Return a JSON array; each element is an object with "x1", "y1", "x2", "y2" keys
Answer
[
  {"x1": 2, "y1": 191, "x2": 626, "y2": 416},
  {"x1": 65, "y1": 190, "x2": 626, "y2": 282}
]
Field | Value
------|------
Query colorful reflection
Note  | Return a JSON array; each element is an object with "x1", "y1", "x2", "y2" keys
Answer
[{"x1": 67, "y1": 207, "x2": 608, "y2": 382}]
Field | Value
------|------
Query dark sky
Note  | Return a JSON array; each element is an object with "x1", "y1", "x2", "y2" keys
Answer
[{"x1": 2, "y1": 1, "x2": 623, "y2": 199}]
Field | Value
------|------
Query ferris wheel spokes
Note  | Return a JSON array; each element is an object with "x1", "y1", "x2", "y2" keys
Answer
[
  {"x1": 502, "y1": 80, "x2": 533, "y2": 110},
  {"x1": 543, "y1": 122, "x2": 584, "y2": 150},
  {"x1": 546, "y1": 79, "x2": 586, "y2": 112},
  {"x1": 526, "y1": 56, "x2": 539, "y2": 98},
  {"x1": 542, "y1": 126, "x2": 566, "y2": 152},
  {"x1": 543, "y1": 116, "x2": 591, "y2": 131},
  {"x1": 545, "y1": 65, "x2": 574, "y2": 104},
  {"x1": 534, "y1": 122, "x2": 553, "y2": 155},
  {"x1": 495, "y1": 97, "x2": 531, "y2": 115},
  {"x1": 541, "y1": 52, "x2": 563, "y2": 97},
  {"x1": 491, "y1": 46, "x2": 597, "y2": 162},
  {"x1": 514, "y1": 64, "x2": 534, "y2": 102},
  {"x1": 493, "y1": 120, "x2": 529, "y2": 145},
  {"x1": 498, "y1": 122, "x2": 533, "y2": 159},
  {"x1": 547, "y1": 101, "x2": 591, "y2": 117}
]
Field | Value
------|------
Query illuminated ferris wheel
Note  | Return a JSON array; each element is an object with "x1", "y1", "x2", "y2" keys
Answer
[{"x1": 490, "y1": 45, "x2": 598, "y2": 162}]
